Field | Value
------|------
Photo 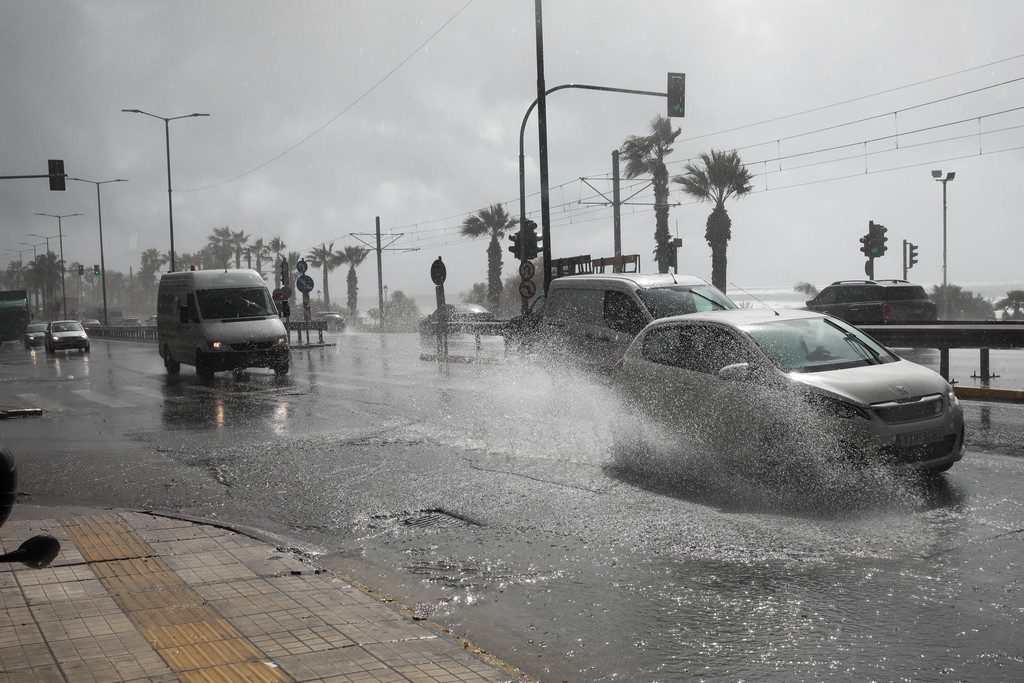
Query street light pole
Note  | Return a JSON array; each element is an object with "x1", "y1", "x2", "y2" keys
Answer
[
  {"x1": 931, "y1": 170, "x2": 955, "y2": 318},
  {"x1": 71, "y1": 178, "x2": 128, "y2": 326},
  {"x1": 35, "y1": 213, "x2": 81, "y2": 319},
  {"x1": 122, "y1": 109, "x2": 210, "y2": 272}
]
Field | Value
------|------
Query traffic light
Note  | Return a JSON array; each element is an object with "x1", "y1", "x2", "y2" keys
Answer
[
  {"x1": 48, "y1": 159, "x2": 65, "y2": 191},
  {"x1": 859, "y1": 233, "x2": 872, "y2": 257},
  {"x1": 868, "y1": 221, "x2": 888, "y2": 258},
  {"x1": 508, "y1": 230, "x2": 524, "y2": 261},
  {"x1": 521, "y1": 219, "x2": 541, "y2": 261},
  {"x1": 907, "y1": 242, "x2": 919, "y2": 269},
  {"x1": 93, "y1": 264, "x2": 100, "y2": 276},
  {"x1": 667, "y1": 73, "x2": 686, "y2": 118},
  {"x1": 77, "y1": 264, "x2": 84, "y2": 276}
]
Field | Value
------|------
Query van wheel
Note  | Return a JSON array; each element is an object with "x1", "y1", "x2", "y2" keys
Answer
[
  {"x1": 195, "y1": 351, "x2": 214, "y2": 380},
  {"x1": 165, "y1": 354, "x2": 180, "y2": 376},
  {"x1": 274, "y1": 361, "x2": 289, "y2": 376}
]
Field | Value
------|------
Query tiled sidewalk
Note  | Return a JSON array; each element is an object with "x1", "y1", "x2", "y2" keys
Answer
[{"x1": 0, "y1": 509, "x2": 518, "y2": 682}]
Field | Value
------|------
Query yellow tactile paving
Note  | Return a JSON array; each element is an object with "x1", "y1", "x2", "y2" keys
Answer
[
  {"x1": 59, "y1": 513, "x2": 293, "y2": 682},
  {"x1": 176, "y1": 661, "x2": 289, "y2": 683}
]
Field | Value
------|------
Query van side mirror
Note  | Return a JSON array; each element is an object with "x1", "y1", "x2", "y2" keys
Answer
[
  {"x1": 717, "y1": 362, "x2": 752, "y2": 382},
  {"x1": 179, "y1": 306, "x2": 189, "y2": 324}
]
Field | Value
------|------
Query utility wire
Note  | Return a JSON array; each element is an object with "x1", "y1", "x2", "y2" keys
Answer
[{"x1": 181, "y1": 0, "x2": 475, "y2": 192}]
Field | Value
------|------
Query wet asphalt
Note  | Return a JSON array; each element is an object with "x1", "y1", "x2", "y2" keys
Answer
[{"x1": 1, "y1": 335, "x2": 1023, "y2": 681}]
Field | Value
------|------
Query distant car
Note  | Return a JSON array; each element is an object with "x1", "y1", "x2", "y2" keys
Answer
[
  {"x1": 23, "y1": 322, "x2": 47, "y2": 348},
  {"x1": 44, "y1": 320, "x2": 90, "y2": 355},
  {"x1": 122, "y1": 317, "x2": 143, "y2": 328},
  {"x1": 80, "y1": 319, "x2": 103, "y2": 330},
  {"x1": 805, "y1": 280, "x2": 937, "y2": 324},
  {"x1": 614, "y1": 308, "x2": 964, "y2": 474},
  {"x1": 312, "y1": 312, "x2": 346, "y2": 332},
  {"x1": 420, "y1": 303, "x2": 496, "y2": 337}
]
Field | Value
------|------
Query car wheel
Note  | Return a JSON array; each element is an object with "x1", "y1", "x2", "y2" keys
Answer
[
  {"x1": 165, "y1": 354, "x2": 180, "y2": 376},
  {"x1": 83, "y1": 344, "x2": 90, "y2": 353},
  {"x1": 274, "y1": 360, "x2": 289, "y2": 376},
  {"x1": 195, "y1": 351, "x2": 214, "y2": 380}
]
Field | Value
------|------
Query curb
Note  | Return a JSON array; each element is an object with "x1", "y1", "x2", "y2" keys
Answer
[{"x1": 955, "y1": 386, "x2": 1024, "y2": 404}]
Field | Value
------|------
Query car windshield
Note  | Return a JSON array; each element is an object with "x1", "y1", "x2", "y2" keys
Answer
[
  {"x1": 27, "y1": 323, "x2": 47, "y2": 332},
  {"x1": 636, "y1": 285, "x2": 736, "y2": 319},
  {"x1": 744, "y1": 316, "x2": 896, "y2": 373},
  {"x1": 51, "y1": 322, "x2": 83, "y2": 332},
  {"x1": 196, "y1": 287, "x2": 276, "y2": 320}
]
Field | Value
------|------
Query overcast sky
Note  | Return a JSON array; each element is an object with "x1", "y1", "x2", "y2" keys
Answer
[{"x1": 2, "y1": 0, "x2": 1023, "y2": 308}]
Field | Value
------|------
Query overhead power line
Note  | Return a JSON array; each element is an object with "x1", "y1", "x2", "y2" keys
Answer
[{"x1": 181, "y1": 0, "x2": 475, "y2": 192}]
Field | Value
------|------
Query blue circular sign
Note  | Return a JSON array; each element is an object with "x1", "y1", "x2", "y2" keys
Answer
[
  {"x1": 296, "y1": 274, "x2": 315, "y2": 294},
  {"x1": 296, "y1": 259, "x2": 308, "y2": 274}
]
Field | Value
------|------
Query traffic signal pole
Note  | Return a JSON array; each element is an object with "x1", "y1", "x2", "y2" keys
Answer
[
  {"x1": 612, "y1": 149, "x2": 621, "y2": 266},
  {"x1": 902, "y1": 239, "x2": 908, "y2": 280},
  {"x1": 533, "y1": 0, "x2": 552, "y2": 295}
]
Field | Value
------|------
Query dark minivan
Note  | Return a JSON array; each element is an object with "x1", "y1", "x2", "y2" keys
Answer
[{"x1": 805, "y1": 279, "x2": 937, "y2": 323}]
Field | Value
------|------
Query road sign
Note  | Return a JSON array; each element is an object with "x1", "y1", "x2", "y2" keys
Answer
[
  {"x1": 296, "y1": 274, "x2": 315, "y2": 294},
  {"x1": 519, "y1": 280, "x2": 537, "y2": 299},
  {"x1": 296, "y1": 258, "x2": 308, "y2": 274},
  {"x1": 519, "y1": 260, "x2": 535, "y2": 280},
  {"x1": 430, "y1": 257, "x2": 446, "y2": 286}
]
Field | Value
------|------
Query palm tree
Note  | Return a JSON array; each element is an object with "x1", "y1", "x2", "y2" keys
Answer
[
  {"x1": 249, "y1": 238, "x2": 270, "y2": 277},
  {"x1": 673, "y1": 149, "x2": 753, "y2": 293},
  {"x1": 620, "y1": 115, "x2": 682, "y2": 273},
  {"x1": 28, "y1": 253, "x2": 62, "y2": 314},
  {"x1": 794, "y1": 281, "x2": 819, "y2": 299},
  {"x1": 230, "y1": 230, "x2": 250, "y2": 269},
  {"x1": 139, "y1": 248, "x2": 167, "y2": 303},
  {"x1": 268, "y1": 237, "x2": 286, "y2": 288},
  {"x1": 460, "y1": 203, "x2": 518, "y2": 312},
  {"x1": 995, "y1": 290, "x2": 1024, "y2": 320},
  {"x1": 306, "y1": 243, "x2": 344, "y2": 307},
  {"x1": 206, "y1": 227, "x2": 234, "y2": 268},
  {"x1": 340, "y1": 246, "x2": 370, "y2": 318}
]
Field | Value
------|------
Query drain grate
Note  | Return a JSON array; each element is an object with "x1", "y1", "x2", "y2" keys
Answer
[{"x1": 393, "y1": 508, "x2": 483, "y2": 530}]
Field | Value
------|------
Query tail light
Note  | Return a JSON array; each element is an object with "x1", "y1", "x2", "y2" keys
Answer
[
  {"x1": 611, "y1": 357, "x2": 626, "y2": 369},
  {"x1": 882, "y1": 304, "x2": 893, "y2": 321}
]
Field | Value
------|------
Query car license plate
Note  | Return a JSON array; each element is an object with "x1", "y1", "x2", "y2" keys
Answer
[{"x1": 896, "y1": 427, "x2": 945, "y2": 448}]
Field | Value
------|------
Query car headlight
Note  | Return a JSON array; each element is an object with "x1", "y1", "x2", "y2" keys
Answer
[
  {"x1": 946, "y1": 387, "x2": 960, "y2": 409},
  {"x1": 52, "y1": 336, "x2": 59, "y2": 342},
  {"x1": 208, "y1": 340, "x2": 224, "y2": 350},
  {"x1": 276, "y1": 336, "x2": 288, "y2": 346},
  {"x1": 810, "y1": 394, "x2": 870, "y2": 420}
]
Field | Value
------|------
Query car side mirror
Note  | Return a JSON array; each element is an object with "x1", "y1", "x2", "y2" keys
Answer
[{"x1": 717, "y1": 362, "x2": 752, "y2": 382}]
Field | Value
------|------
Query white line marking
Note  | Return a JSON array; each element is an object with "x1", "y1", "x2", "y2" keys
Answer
[
  {"x1": 16, "y1": 393, "x2": 67, "y2": 412},
  {"x1": 70, "y1": 389, "x2": 137, "y2": 408}
]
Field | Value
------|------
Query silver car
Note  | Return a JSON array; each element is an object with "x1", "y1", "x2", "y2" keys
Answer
[
  {"x1": 23, "y1": 322, "x2": 48, "y2": 349},
  {"x1": 615, "y1": 308, "x2": 964, "y2": 473},
  {"x1": 45, "y1": 320, "x2": 90, "y2": 355}
]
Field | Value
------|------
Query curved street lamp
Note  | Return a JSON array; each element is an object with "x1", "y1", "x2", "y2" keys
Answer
[
  {"x1": 122, "y1": 109, "x2": 209, "y2": 272},
  {"x1": 70, "y1": 178, "x2": 128, "y2": 326},
  {"x1": 34, "y1": 213, "x2": 82, "y2": 319},
  {"x1": 931, "y1": 170, "x2": 956, "y2": 318}
]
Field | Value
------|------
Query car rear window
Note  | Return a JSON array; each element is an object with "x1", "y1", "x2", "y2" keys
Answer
[{"x1": 880, "y1": 286, "x2": 928, "y2": 301}]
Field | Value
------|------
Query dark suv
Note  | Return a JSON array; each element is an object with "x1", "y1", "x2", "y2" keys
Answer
[{"x1": 805, "y1": 280, "x2": 937, "y2": 324}]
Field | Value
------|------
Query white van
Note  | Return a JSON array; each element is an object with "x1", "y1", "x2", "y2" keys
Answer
[
  {"x1": 538, "y1": 273, "x2": 736, "y2": 368},
  {"x1": 156, "y1": 269, "x2": 289, "y2": 378}
]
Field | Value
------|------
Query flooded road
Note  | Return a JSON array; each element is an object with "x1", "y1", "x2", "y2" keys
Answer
[{"x1": 2, "y1": 335, "x2": 1023, "y2": 680}]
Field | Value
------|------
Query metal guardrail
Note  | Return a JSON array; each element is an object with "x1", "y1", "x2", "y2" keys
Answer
[
  {"x1": 87, "y1": 326, "x2": 158, "y2": 341},
  {"x1": 860, "y1": 321, "x2": 1024, "y2": 382}
]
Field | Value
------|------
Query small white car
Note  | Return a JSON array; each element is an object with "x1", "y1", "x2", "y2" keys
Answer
[
  {"x1": 45, "y1": 320, "x2": 90, "y2": 355},
  {"x1": 615, "y1": 308, "x2": 964, "y2": 473}
]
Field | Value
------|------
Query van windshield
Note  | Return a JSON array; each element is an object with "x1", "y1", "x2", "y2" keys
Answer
[
  {"x1": 636, "y1": 285, "x2": 736, "y2": 319},
  {"x1": 196, "y1": 287, "x2": 276, "y2": 320}
]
